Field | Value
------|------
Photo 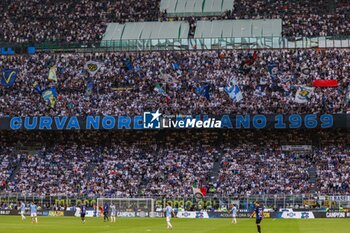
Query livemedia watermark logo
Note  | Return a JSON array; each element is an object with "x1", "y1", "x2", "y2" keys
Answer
[{"x1": 143, "y1": 110, "x2": 222, "y2": 129}]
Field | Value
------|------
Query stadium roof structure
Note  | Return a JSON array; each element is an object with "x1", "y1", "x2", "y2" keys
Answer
[
  {"x1": 160, "y1": 0, "x2": 235, "y2": 17},
  {"x1": 101, "y1": 21, "x2": 190, "y2": 48},
  {"x1": 194, "y1": 19, "x2": 282, "y2": 38},
  {"x1": 102, "y1": 21, "x2": 189, "y2": 41}
]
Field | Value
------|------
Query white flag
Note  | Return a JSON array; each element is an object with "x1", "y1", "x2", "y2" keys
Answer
[
  {"x1": 224, "y1": 79, "x2": 243, "y2": 102},
  {"x1": 295, "y1": 86, "x2": 314, "y2": 103},
  {"x1": 48, "y1": 66, "x2": 57, "y2": 82},
  {"x1": 84, "y1": 61, "x2": 102, "y2": 76}
]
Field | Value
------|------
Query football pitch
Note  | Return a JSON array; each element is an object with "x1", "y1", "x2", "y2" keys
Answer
[{"x1": 0, "y1": 217, "x2": 349, "y2": 233}]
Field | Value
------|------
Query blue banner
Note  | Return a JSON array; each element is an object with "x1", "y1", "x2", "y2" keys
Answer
[
  {"x1": 0, "y1": 69, "x2": 17, "y2": 87},
  {"x1": 196, "y1": 84, "x2": 210, "y2": 100},
  {"x1": 268, "y1": 62, "x2": 278, "y2": 80},
  {"x1": 0, "y1": 114, "x2": 345, "y2": 131}
]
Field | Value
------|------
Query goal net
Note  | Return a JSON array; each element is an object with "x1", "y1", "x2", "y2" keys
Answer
[{"x1": 96, "y1": 198, "x2": 155, "y2": 218}]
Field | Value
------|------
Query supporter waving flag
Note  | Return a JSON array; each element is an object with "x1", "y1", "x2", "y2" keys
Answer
[
  {"x1": 161, "y1": 73, "x2": 179, "y2": 84},
  {"x1": 312, "y1": 80, "x2": 338, "y2": 87},
  {"x1": 196, "y1": 84, "x2": 210, "y2": 101},
  {"x1": 33, "y1": 81, "x2": 42, "y2": 94},
  {"x1": 301, "y1": 64, "x2": 311, "y2": 77},
  {"x1": 42, "y1": 87, "x2": 57, "y2": 108},
  {"x1": 345, "y1": 84, "x2": 350, "y2": 106},
  {"x1": 224, "y1": 78, "x2": 243, "y2": 102},
  {"x1": 171, "y1": 63, "x2": 180, "y2": 70},
  {"x1": 154, "y1": 83, "x2": 167, "y2": 96},
  {"x1": 267, "y1": 62, "x2": 278, "y2": 80},
  {"x1": 85, "y1": 78, "x2": 94, "y2": 96},
  {"x1": 84, "y1": 61, "x2": 102, "y2": 76},
  {"x1": 240, "y1": 51, "x2": 257, "y2": 74},
  {"x1": 294, "y1": 86, "x2": 314, "y2": 103},
  {"x1": 192, "y1": 182, "x2": 207, "y2": 199},
  {"x1": 48, "y1": 66, "x2": 58, "y2": 82},
  {"x1": 122, "y1": 58, "x2": 134, "y2": 71},
  {"x1": 0, "y1": 69, "x2": 17, "y2": 87},
  {"x1": 154, "y1": 83, "x2": 171, "y2": 104},
  {"x1": 170, "y1": 61, "x2": 182, "y2": 77}
]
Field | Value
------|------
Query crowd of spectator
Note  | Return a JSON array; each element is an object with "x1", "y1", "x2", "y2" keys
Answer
[
  {"x1": 315, "y1": 145, "x2": 350, "y2": 194},
  {"x1": 0, "y1": 0, "x2": 349, "y2": 211},
  {"x1": 86, "y1": 140, "x2": 215, "y2": 198},
  {"x1": 218, "y1": 144, "x2": 314, "y2": 195},
  {"x1": 5, "y1": 144, "x2": 94, "y2": 196},
  {"x1": 228, "y1": 0, "x2": 350, "y2": 38},
  {"x1": 1, "y1": 0, "x2": 350, "y2": 44},
  {"x1": 0, "y1": 130, "x2": 348, "y2": 197},
  {"x1": 216, "y1": 131, "x2": 350, "y2": 195},
  {"x1": 0, "y1": 0, "x2": 160, "y2": 44},
  {"x1": 142, "y1": 132, "x2": 216, "y2": 197},
  {"x1": 1, "y1": 49, "x2": 349, "y2": 116},
  {"x1": 88, "y1": 142, "x2": 154, "y2": 197},
  {"x1": 0, "y1": 147, "x2": 21, "y2": 191}
]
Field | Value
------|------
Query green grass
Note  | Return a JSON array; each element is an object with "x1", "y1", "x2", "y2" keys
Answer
[{"x1": 0, "y1": 216, "x2": 349, "y2": 233}]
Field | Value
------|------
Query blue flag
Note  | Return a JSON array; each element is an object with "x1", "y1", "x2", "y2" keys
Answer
[
  {"x1": 344, "y1": 84, "x2": 350, "y2": 106},
  {"x1": 268, "y1": 62, "x2": 278, "y2": 80},
  {"x1": 42, "y1": 87, "x2": 57, "y2": 108},
  {"x1": 196, "y1": 84, "x2": 210, "y2": 100},
  {"x1": 0, "y1": 69, "x2": 17, "y2": 87},
  {"x1": 154, "y1": 83, "x2": 167, "y2": 96},
  {"x1": 224, "y1": 80, "x2": 243, "y2": 102},
  {"x1": 123, "y1": 58, "x2": 134, "y2": 71},
  {"x1": 33, "y1": 81, "x2": 42, "y2": 94},
  {"x1": 172, "y1": 63, "x2": 180, "y2": 70},
  {"x1": 86, "y1": 79, "x2": 94, "y2": 96}
]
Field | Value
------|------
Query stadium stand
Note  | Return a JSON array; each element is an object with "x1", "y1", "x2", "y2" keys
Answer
[
  {"x1": 1, "y1": 0, "x2": 350, "y2": 44},
  {"x1": 0, "y1": 49, "x2": 349, "y2": 116},
  {"x1": 6, "y1": 145, "x2": 93, "y2": 196},
  {"x1": 218, "y1": 144, "x2": 314, "y2": 195},
  {"x1": 0, "y1": 130, "x2": 349, "y2": 197},
  {"x1": 0, "y1": 148, "x2": 20, "y2": 191},
  {"x1": 230, "y1": 0, "x2": 350, "y2": 38},
  {"x1": 0, "y1": 0, "x2": 161, "y2": 44},
  {"x1": 315, "y1": 146, "x2": 350, "y2": 194},
  {"x1": 160, "y1": 0, "x2": 235, "y2": 17}
]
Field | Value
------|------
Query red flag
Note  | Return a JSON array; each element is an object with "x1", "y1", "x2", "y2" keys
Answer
[
  {"x1": 245, "y1": 51, "x2": 257, "y2": 66},
  {"x1": 165, "y1": 96, "x2": 171, "y2": 105},
  {"x1": 252, "y1": 51, "x2": 257, "y2": 61},
  {"x1": 312, "y1": 80, "x2": 338, "y2": 87},
  {"x1": 200, "y1": 187, "x2": 207, "y2": 197}
]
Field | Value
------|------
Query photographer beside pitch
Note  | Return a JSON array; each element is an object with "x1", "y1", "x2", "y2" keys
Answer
[{"x1": 250, "y1": 202, "x2": 264, "y2": 233}]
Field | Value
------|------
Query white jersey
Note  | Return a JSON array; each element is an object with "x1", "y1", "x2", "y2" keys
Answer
[
  {"x1": 30, "y1": 204, "x2": 37, "y2": 217},
  {"x1": 165, "y1": 206, "x2": 173, "y2": 217},
  {"x1": 110, "y1": 205, "x2": 116, "y2": 216},
  {"x1": 21, "y1": 203, "x2": 26, "y2": 213},
  {"x1": 231, "y1": 206, "x2": 237, "y2": 216}
]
